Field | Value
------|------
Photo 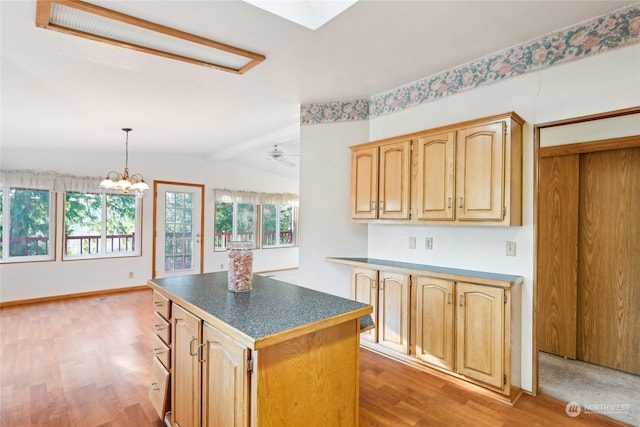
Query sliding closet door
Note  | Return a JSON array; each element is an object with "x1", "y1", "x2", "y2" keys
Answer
[
  {"x1": 577, "y1": 147, "x2": 640, "y2": 375},
  {"x1": 537, "y1": 154, "x2": 579, "y2": 358}
]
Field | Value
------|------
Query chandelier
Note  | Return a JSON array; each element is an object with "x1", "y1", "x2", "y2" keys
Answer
[{"x1": 99, "y1": 128, "x2": 149, "y2": 195}]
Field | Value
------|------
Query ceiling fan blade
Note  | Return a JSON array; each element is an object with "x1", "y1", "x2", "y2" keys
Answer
[{"x1": 278, "y1": 158, "x2": 296, "y2": 167}]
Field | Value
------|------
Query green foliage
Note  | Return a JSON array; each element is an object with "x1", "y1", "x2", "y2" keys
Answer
[
  {"x1": 215, "y1": 202, "x2": 233, "y2": 233},
  {"x1": 6, "y1": 188, "x2": 51, "y2": 256}
]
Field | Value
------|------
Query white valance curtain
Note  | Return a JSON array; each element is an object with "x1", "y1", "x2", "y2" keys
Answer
[
  {"x1": 213, "y1": 188, "x2": 298, "y2": 206},
  {"x1": 0, "y1": 169, "x2": 116, "y2": 194}
]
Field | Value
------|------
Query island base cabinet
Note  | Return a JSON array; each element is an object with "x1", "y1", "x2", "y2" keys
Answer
[
  {"x1": 202, "y1": 324, "x2": 250, "y2": 427},
  {"x1": 254, "y1": 319, "x2": 360, "y2": 426}
]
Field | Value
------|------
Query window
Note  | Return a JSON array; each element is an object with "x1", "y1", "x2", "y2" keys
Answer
[
  {"x1": 262, "y1": 203, "x2": 296, "y2": 248},
  {"x1": 64, "y1": 192, "x2": 140, "y2": 258},
  {"x1": 0, "y1": 187, "x2": 55, "y2": 262},
  {"x1": 213, "y1": 189, "x2": 298, "y2": 251},
  {"x1": 214, "y1": 201, "x2": 256, "y2": 251}
]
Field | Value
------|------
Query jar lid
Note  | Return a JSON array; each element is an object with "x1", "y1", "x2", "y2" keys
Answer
[{"x1": 227, "y1": 241, "x2": 253, "y2": 250}]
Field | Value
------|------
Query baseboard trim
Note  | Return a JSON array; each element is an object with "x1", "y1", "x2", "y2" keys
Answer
[{"x1": 0, "y1": 285, "x2": 150, "y2": 308}]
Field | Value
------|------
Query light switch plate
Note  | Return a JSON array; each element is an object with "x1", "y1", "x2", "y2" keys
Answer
[
  {"x1": 506, "y1": 241, "x2": 516, "y2": 256},
  {"x1": 409, "y1": 237, "x2": 416, "y2": 249}
]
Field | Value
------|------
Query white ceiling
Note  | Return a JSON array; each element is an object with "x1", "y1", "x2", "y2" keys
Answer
[{"x1": 1, "y1": 0, "x2": 635, "y2": 180}]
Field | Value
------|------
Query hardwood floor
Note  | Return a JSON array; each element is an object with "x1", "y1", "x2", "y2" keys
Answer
[{"x1": 1, "y1": 289, "x2": 629, "y2": 426}]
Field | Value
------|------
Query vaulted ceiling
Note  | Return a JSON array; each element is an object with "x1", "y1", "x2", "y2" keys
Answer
[{"x1": 1, "y1": 1, "x2": 635, "y2": 179}]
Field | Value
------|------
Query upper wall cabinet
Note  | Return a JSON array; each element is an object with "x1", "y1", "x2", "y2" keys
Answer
[
  {"x1": 351, "y1": 112, "x2": 524, "y2": 226},
  {"x1": 351, "y1": 138, "x2": 411, "y2": 220}
]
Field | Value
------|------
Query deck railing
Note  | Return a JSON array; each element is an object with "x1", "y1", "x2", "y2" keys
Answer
[
  {"x1": 65, "y1": 233, "x2": 135, "y2": 254},
  {"x1": 0, "y1": 236, "x2": 50, "y2": 256}
]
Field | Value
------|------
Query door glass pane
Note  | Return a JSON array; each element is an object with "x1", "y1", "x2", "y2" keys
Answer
[{"x1": 165, "y1": 191, "x2": 194, "y2": 272}]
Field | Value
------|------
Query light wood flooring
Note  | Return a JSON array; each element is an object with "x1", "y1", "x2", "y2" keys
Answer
[{"x1": 1, "y1": 289, "x2": 629, "y2": 426}]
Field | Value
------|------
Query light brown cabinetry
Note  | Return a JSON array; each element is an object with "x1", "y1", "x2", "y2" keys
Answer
[
  {"x1": 352, "y1": 267, "x2": 410, "y2": 354},
  {"x1": 415, "y1": 277, "x2": 454, "y2": 370},
  {"x1": 172, "y1": 304, "x2": 249, "y2": 427},
  {"x1": 149, "y1": 291, "x2": 171, "y2": 421},
  {"x1": 352, "y1": 112, "x2": 524, "y2": 225},
  {"x1": 336, "y1": 257, "x2": 522, "y2": 403},
  {"x1": 351, "y1": 139, "x2": 411, "y2": 220},
  {"x1": 415, "y1": 131, "x2": 455, "y2": 220},
  {"x1": 415, "y1": 277, "x2": 511, "y2": 394}
]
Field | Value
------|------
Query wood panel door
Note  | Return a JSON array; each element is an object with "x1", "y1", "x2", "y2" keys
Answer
[
  {"x1": 351, "y1": 146, "x2": 379, "y2": 219},
  {"x1": 378, "y1": 271, "x2": 410, "y2": 353},
  {"x1": 415, "y1": 131, "x2": 456, "y2": 220},
  {"x1": 456, "y1": 282, "x2": 504, "y2": 389},
  {"x1": 537, "y1": 154, "x2": 579, "y2": 358},
  {"x1": 172, "y1": 304, "x2": 202, "y2": 427},
  {"x1": 352, "y1": 267, "x2": 379, "y2": 343},
  {"x1": 456, "y1": 121, "x2": 505, "y2": 221},
  {"x1": 201, "y1": 322, "x2": 250, "y2": 427},
  {"x1": 415, "y1": 277, "x2": 455, "y2": 371},
  {"x1": 378, "y1": 140, "x2": 411, "y2": 219},
  {"x1": 577, "y1": 147, "x2": 640, "y2": 375}
]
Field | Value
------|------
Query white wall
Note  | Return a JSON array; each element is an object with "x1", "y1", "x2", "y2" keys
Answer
[
  {"x1": 298, "y1": 120, "x2": 369, "y2": 297},
  {"x1": 0, "y1": 148, "x2": 299, "y2": 302},
  {"x1": 298, "y1": 44, "x2": 640, "y2": 393}
]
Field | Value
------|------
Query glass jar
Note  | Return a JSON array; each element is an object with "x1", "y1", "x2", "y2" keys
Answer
[{"x1": 227, "y1": 241, "x2": 253, "y2": 292}]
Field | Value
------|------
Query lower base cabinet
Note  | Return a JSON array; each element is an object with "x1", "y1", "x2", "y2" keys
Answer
[
  {"x1": 353, "y1": 268, "x2": 520, "y2": 400},
  {"x1": 172, "y1": 304, "x2": 249, "y2": 427}
]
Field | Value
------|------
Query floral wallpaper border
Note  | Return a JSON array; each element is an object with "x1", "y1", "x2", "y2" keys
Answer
[{"x1": 300, "y1": 4, "x2": 640, "y2": 125}]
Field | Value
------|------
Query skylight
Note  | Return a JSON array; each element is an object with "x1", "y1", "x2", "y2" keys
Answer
[{"x1": 244, "y1": 0, "x2": 358, "y2": 30}]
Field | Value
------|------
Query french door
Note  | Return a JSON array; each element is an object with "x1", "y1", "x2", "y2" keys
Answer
[{"x1": 153, "y1": 181, "x2": 204, "y2": 278}]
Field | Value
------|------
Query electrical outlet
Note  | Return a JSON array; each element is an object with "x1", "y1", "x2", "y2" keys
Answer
[
  {"x1": 220, "y1": 263, "x2": 224, "y2": 270},
  {"x1": 409, "y1": 237, "x2": 416, "y2": 249},
  {"x1": 128, "y1": 271, "x2": 134, "y2": 279},
  {"x1": 425, "y1": 237, "x2": 433, "y2": 250},
  {"x1": 506, "y1": 241, "x2": 516, "y2": 256}
]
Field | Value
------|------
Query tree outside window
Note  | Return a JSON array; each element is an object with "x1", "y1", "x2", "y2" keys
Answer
[
  {"x1": 0, "y1": 187, "x2": 54, "y2": 261},
  {"x1": 214, "y1": 201, "x2": 256, "y2": 251},
  {"x1": 64, "y1": 192, "x2": 139, "y2": 258},
  {"x1": 262, "y1": 203, "x2": 295, "y2": 248}
]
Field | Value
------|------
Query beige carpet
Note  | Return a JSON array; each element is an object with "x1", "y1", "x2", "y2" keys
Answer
[{"x1": 538, "y1": 351, "x2": 640, "y2": 426}]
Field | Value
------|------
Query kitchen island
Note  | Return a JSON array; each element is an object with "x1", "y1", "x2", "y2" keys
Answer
[{"x1": 148, "y1": 272, "x2": 373, "y2": 427}]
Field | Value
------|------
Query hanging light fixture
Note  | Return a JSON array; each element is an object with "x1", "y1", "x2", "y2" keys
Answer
[{"x1": 100, "y1": 128, "x2": 149, "y2": 196}]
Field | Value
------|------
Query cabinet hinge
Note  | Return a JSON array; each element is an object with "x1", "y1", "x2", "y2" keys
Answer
[
  {"x1": 504, "y1": 374, "x2": 507, "y2": 385},
  {"x1": 504, "y1": 294, "x2": 508, "y2": 304},
  {"x1": 502, "y1": 206, "x2": 506, "y2": 218},
  {"x1": 504, "y1": 126, "x2": 508, "y2": 136},
  {"x1": 247, "y1": 358, "x2": 254, "y2": 373},
  {"x1": 410, "y1": 142, "x2": 414, "y2": 151}
]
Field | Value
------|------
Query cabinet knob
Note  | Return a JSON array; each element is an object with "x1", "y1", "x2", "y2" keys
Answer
[
  {"x1": 371, "y1": 201, "x2": 376, "y2": 211},
  {"x1": 458, "y1": 197, "x2": 464, "y2": 209}
]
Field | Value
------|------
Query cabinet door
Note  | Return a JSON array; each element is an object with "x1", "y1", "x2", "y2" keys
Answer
[
  {"x1": 201, "y1": 323, "x2": 249, "y2": 427},
  {"x1": 415, "y1": 132, "x2": 455, "y2": 220},
  {"x1": 351, "y1": 146, "x2": 379, "y2": 219},
  {"x1": 455, "y1": 282, "x2": 504, "y2": 389},
  {"x1": 378, "y1": 140, "x2": 411, "y2": 219},
  {"x1": 456, "y1": 121, "x2": 505, "y2": 221},
  {"x1": 378, "y1": 271, "x2": 410, "y2": 353},
  {"x1": 352, "y1": 267, "x2": 379, "y2": 342},
  {"x1": 415, "y1": 277, "x2": 455, "y2": 371},
  {"x1": 172, "y1": 304, "x2": 202, "y2": 427}
]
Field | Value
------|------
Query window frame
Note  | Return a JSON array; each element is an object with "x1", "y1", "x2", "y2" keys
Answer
[
  {"x1": 214, "y1": 200, "x2": 258, "y2": 251},
  {"x1": 260, "y1": 202, "x2": 298, "y2": 249},
  {"x1": 62, "y1": 191, "x2": 142, "y2": 260},
  {"x1": 0, "y1": 186, "x2": 56, "y2": 263}
]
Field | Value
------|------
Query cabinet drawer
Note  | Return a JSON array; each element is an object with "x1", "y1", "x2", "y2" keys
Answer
[
  {"x1": 153, "y1": 312, "x2": 171, "y2": 345},
  {"x1": 148, "y1": 356, "x2": 170, "y2": 420},
  {"x1": 152, "y1": 333, "x2": 171, "y2": 369},
  {"x1": 152, "y1": 291, "x2": 171, "y2": 320}
]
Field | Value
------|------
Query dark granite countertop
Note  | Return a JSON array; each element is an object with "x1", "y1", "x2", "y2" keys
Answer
[
  {"x1": 327, "y1": 257, "x2": 523, "y2": 287},
  {"x1": 149, "y1": 271, "x2": 373, "y2": 349}
]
